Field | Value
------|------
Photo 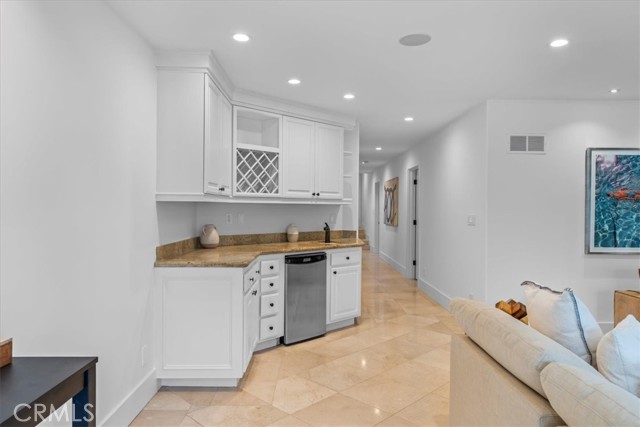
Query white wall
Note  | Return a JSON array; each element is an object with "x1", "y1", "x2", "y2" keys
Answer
[
  {"x1": 486, "y1": 100, "x2": 640, "y2": 327},
  {"x1": 361, "y1": 104, "x2": 489, "y2": 306},
  {"x1": 195, "y1": 203, "x2": 342, "y2": 236},
  {"x1": 1, "y1": 2, "x2": 158, "y2": 425}
]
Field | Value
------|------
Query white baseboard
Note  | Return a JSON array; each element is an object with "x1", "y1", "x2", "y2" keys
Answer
[
  {"x1": 100, "y1": 369, "x2": 158, "y2": 427},
  {"x1": 378, "y1": 251, "x2": 407, "y2": 276},
  {"x1": 418, "y1": 278, "x2": 451, "y2": 310},
  {"x1": 159, "y1": 378, "x2": 239, "y2": 387}
]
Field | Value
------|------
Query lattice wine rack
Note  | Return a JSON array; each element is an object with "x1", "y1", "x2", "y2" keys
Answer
[{"x1": 235, "y1": 148, "x2": 280, "y2": 195}]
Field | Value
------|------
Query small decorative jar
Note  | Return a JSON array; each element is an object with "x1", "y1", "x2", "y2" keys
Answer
[
  {"x1": 200, "y1": 224, "x2": 220, "y2": 248},
  {"x1": 286, "y1": 224, "x2": 299, "y2": 243}
]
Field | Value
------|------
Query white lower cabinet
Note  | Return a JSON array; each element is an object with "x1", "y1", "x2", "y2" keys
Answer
[
  {"x1": 155, "y1": 267, "x2": 243, "y2": 385},
  {"x1": 155, "y1": 249, "x2": 360, "y2": 386},
  {"x1": 328, "y1": 249, "x2": 362, "y2": 324}
]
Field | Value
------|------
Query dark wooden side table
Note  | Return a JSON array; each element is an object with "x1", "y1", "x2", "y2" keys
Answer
[{"x1": 0, "y1": 357, "x2": 98, "y2": 427}]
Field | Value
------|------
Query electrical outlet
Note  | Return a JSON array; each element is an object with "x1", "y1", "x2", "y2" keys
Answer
[
  {"x1": 468, "y1": 294, "x2": 474, "y2": 300},
  {"x1": 238, "y1": 213, "x2": 245, "y2": 224},
  {"x1": 329, "y1": 214, "x2": 337, "y2": 224},
  {"x1": 141, "y1": 345, "x2": 148, "y2": 367},
  {"x1": 225, "y1": 213, "x2": 233, "y2": 225},
  {"x1": 467, "y1": 215, "x2": 476, "y2": 226}
]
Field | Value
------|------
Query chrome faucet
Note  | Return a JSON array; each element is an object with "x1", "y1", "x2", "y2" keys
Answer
[{"x1": 324, "y1": 222, "x2": 331, "y2": 243}]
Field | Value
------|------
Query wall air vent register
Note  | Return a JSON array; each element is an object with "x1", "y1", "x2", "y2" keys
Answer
[{"x1": 509, "y1": 135, "x2": 546, "y2": 154}]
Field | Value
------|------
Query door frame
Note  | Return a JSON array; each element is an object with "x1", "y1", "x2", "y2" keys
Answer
[
  {"x1": 373, "y1": 181, "x2": 380, "y2": 254},
  {"x1": 407, "y1": 167, "x2": 419, "y2": 280}
]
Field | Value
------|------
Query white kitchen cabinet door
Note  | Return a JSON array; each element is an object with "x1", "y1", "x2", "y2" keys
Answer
[
  {"x1": 204, "y1": 76, "x2": 232, "y2": 196},
  {"x1": 157, "y1": 71, "x2": 205, "y2": 196},
  {"x1": 156, "y1": 268, "x2": 243, "y2": 380},
  {"x1": 242, "y1": 264, "x2": 260, "y2": 373},
  {"x1": 329, "y1": 265, "x2": 361, "y2": 323},
  {"x1": 315, "y1": 123, "x2": 344, "y2": 199},
  {"x1": 282, "y1": 117, "x2": 315, "y2": 198}
]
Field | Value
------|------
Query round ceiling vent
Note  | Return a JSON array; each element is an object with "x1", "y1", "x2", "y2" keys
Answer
[{"x1": 399, "y1": 33, "x2": 431, "y2": 47}]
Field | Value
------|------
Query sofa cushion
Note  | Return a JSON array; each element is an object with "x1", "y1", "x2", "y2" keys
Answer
[
  {"x1": 521, "y1": 281, "x2": 603, "y2": 367},
  {"x1": 597, "y1": 314, "x2": 640, "y2": 397},
  {"x1": 450, "y1": 298, "x2": 596, "y2": 398},
  {"x1": 541, "y1": 362, "x2": 640, "y2": 427}
]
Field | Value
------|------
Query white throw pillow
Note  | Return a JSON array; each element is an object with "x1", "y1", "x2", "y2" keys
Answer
[
  {"x1": 521, "y1": 281, "x2": 603, "y2": 367},
  {"x1": 597, "y1": 314, "x2": 640, "y2": 397}
]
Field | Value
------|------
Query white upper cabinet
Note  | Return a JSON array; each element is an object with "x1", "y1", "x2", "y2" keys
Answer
[
  {"x1": 282, "y1": 117, "x2": 344, "y2": 199},
  {"x1": 157, "y1": 71, "x2": 232, "y2": 198},
  {"x1": 282, "y1": 117, "x2": 315, "y2": 197},
  {"x1": 315, "y1": 123, "x2": 344, "y2": 199},
  {"x1": 233, "y1": 107, "x2": 283, "y2": 197},
  {"x1": 157, "y1": 71, "x2": 206, "y2": 196},
  {"x1": 204, "y1": 75, "x2": 232, "y2": 196}
]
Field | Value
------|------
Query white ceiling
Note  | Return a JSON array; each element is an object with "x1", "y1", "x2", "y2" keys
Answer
[{"x1": 108, "y1": 0, "x2": 639, "y2": 171}]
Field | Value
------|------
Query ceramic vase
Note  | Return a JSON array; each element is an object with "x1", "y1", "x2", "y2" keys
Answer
[
  {"x1": 200, "y1": 224, "x2": 220, "y2": 248},
  {"x1": 286, "y1": 224, "x2": 299, "y2": 243}
]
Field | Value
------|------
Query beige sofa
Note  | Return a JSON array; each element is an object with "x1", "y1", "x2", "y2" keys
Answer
[{"x1": 449, "y1": 298, "x2": 640, "y2": 427}]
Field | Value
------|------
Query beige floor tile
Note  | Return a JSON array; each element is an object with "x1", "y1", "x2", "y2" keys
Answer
[
  {"x1": 210, "y1": 389, "x2": 271, "y2": 406},
  {"x1": 373, "y1": 415, "x2": 421, "y2": 427},
  {"x1": 294, "y1": 394, "x2": 391, "y2": 427},
  {"x1": 341, "y1": 375, "x2": 428, "y2": 414},
  {"x1": 180, "y1": 416, "x2": 203, "y2": 426},
  {"x1": 271, "y1": 375, "x2": 337, "y2": 414},
  {"x1": 395, "y1": 393, "x2": 450, "y2": 427},
  {"x1": 402, "y1": 329, "x2": 451, "y2": 348},
  {"x1": 413, "y1": 347, "x2": 451, "y2": 371},
  {"x1": 277, "y1": 350, "x2": 331, "y2": 379},
  {"x1": 382, "y1": 360, "x2": 450, "y2": 394},
  {"x1": 143, "y1": 392, "x2": 192, "y2": 411},
  {"x1": 306, "y1": 335, "x2": 369, "y2": 359},
  {"x1": 432, "y1": 383, "x2": 450, "y2": 399},
  {"x1": 387, "y1": 314, "x2": 440, "y2": 329},
  {"x1": 241, "y1": 378, "x2": 278, "y2": 404},
  {"x1": 130, "y1": 410, "x2": 189, "y2": 426},
  {"x1": 308, "y1": 345, "x2": 407, "y2": 392},
  {"x1": 188, "y1": 405, "x2": 287, "y2": 427},
  {"x1": 266, "y1": 415, "x2": 313, "y2": 426}
]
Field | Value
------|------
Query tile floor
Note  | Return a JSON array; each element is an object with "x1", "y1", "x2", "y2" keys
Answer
[{"x1": 131, "y1": 251, "x2": 464, "y2": 427}]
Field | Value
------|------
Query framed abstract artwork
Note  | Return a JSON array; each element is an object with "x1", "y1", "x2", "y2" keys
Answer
[
  {"x1": 383, "y1": 177, "x2": 399, "y2": 227},
  {"x1": 585, "y1": 148, "x2": 640, "y2": 254}
]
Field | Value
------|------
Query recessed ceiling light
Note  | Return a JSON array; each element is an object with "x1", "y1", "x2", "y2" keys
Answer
[
  {"x1": 343, "y1": 93, "x2": 355, "y2": 100},
  {"x1": 550, "y1": 39, "x2": 569, "y2": 48},
  {"x1": 361, "y1": 161, "x2": 368, "y2": 165},
  {"x1": 375, "y1": 147, "x2": 382, "y2": 151},
  {"x1": 610, "y1": 88, "x2": 619, "y2": 94},
  {"x1": 288, "y1": 78, "x2": 301, "y2": 85},
  {"x1": 233, "y1": 33, "x2": 251, "y2": 42},
  {"x1": 399, "y1": 34, "x2": 431, "y2": 47},
  {"x1": 404, "y1": 117, "x2": 414, "y2": 122}
]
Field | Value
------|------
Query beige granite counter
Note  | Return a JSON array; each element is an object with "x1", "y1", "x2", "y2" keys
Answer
[{"x1": 155, "y1": 238, "x2": 365, "y2": 268}]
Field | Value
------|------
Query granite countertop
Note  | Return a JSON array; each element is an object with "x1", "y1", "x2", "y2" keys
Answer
[{"x1": 155, "y1": 238, "x2": 365, "y2": 268}]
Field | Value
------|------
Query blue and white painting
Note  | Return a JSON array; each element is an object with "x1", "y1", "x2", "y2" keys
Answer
[{"x1": 586, "y1": 148, "x2": 640, "y2": 254}]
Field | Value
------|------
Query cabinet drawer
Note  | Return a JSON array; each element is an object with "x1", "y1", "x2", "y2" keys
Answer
[
  {"x1": 261, "y1": 260, "x2": 280, "y2": 276},
  {"x1": 261, "y1": 276, "x2": 281, "y2": 294},
  {"x1": 260, "y1": 293, "x2": 280, "y2": 317},
  {"x1": 260, "y1": 317, "x2": 282, "y2": 341},
  {"x1": 330, "y1": 250, "x2": 361, "y2": 267}
]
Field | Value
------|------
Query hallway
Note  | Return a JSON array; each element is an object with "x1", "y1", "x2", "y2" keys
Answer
[{"x1": 132, "y1": 251, "x2": 462, "y2": 426}]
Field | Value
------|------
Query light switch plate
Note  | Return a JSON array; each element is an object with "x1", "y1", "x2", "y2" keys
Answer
[{"x1": 467, "y1": 215, "x2": 476, "y2": 226}]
